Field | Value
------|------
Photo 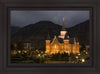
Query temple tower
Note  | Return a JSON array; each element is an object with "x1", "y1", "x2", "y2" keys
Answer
[
  {"x1": 45, "y1": 34, "x2": 51, "y2": 54},
  {"x1": 59, "y1": 17, "x2": 67, "y2": 39}
]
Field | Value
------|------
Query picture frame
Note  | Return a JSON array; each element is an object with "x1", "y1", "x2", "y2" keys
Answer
[{"x1": 0, "y1": 0, "x2": 99, "y2": 74}]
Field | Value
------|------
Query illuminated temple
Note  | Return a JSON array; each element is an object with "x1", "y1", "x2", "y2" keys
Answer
[{"x1": 45, "y1": 18, "x2": 80, "y2": 55}]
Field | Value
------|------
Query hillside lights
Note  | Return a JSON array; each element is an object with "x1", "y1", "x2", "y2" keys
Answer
[
  {"x1": 18, "y1": 50, "x2": 21, "y2": 53},
  {"x1": 76, "y1": 56, "x2": 78, "y2": 59}
]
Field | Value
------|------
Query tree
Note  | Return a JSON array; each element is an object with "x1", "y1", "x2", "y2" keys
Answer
[
  {"x1": 17, "y1": 41, "x2": 24, "y2": 53},
  {"x1": 80, "y1": 43, "x2": 86, "y2": 53},
  {"x1": 11, "y1": 40, "x2": 16, "y2": 50},
  {"x1": 39, "y1": 45, "x2": 45, "y2": 51}
]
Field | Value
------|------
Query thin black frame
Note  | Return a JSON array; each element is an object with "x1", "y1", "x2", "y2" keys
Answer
[{"x1": 0, "y1": 1, "x2": 99, "y2": 74}]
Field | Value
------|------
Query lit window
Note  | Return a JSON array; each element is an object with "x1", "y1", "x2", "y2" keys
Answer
[
  {"x1": 55, "y1": 45, "x2": 57, "y2": 48},
  {"x1": 62, "y1": 46, "x2": 63, "y2": 48}
]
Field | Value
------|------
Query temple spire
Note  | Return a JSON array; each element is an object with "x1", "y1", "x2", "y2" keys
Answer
[
  {"x1": 62, "y1": 17, "x2": 66, "y2": 31},
  {"x1": 47, "y1": 33, "x2": 50, "y2": 40},
  {"x1": 74, "y1": 37, "x2": 76, "y2": 43},
  {"x1": 63, "y1": 17, "x2": 65, "y2": 22}
]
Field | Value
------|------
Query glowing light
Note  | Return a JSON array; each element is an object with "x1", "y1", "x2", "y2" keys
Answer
[
  {"x1": 38, "y1": 54, "x2": 40, "y2": 57},
  {"x1": 51, "y1": 52, "x2": 53, "y2": 54},
  {"x1": 78, "y1": 53, "x2": 80, "y2": 55},
  {"x1": 56, "y1": 50, "x2": 59, "y2": 53},
  {"x1": 82, "y1": 59, "x2": 85, "y2": 62},
  {"x1": 18, "y1": 50, "x2": 21, "y2": 53},
  {"x1": 83, "y1": 50, "x2": 85, "y2": 52},
  {"x1": 41, "y1": 51, "x2": 43, "y2": 54},
  {"x1": 44, "y1": 54, "x2": 46, "y2": 56},
  {"x1": 55, "y1": 45, "x2": 57, "y2": 48},
  {"x1": 76, "y1": 56, "x2": 78, "y2": 59},
  {"x1": 45, "y1": 51, "x2": 47, "y2": 53},
  {"x1": 67, "y1": 36, "x2": 69, "y2": 38},
  {"x1": 62, "y1": 46, "x2": 63, "y2": 48},
  {"x1": 65, "y1": 51, "x2": 69, "y2": 53},
  {"x1": 61, "y1": 31, "x2": 67, "y2": 36},
  {"x1": 24, "y1": 50, "x2": 27, "y2": 53}
]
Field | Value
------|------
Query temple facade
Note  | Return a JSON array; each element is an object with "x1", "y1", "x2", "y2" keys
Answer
[{"x1": 45, "y1": 18, "x2": 80, "y2": 55}]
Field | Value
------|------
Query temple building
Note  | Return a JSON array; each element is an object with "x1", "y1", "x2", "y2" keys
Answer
[{"x1": 45, "y1": 17, "x2": 80, "y2": 55}]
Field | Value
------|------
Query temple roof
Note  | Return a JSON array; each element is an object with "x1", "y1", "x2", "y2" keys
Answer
[
  {"x1": 50, "y1": 36, "x2": 63, "y2": 43},
  {"x1": 50, "y1": 34, "x2": 76, "y2": 44},
  {"x1": 51, "y1": 36, "x2": 77, "y2": 44},
  {"x1": 57, "y1": 37, "x2": 64, "y2": 43},
  {"x1": 64, "y1": 33, "x2": 69, "y2": 40},
  {"x1": 69, "y1": 38, "x2": 74, "y2": 44}
]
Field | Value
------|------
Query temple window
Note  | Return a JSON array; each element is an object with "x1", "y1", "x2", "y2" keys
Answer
[{"x1": 54, "y1": 44, "x2": 57, "y2": 48}]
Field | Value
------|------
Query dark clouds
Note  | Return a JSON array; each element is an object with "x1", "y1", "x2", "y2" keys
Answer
[{"x1": 11, "y1": 11, "x2": 89, "y2": 28}]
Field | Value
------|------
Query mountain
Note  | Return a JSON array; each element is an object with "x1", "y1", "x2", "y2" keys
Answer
[
  {"x1": 11, "y1": 20, "x2": 89, "y2": 48},
  {"x1": 68, "y1": 20, "x2": 90, "y2": 45},
  {"x1": 12, "y1": 21, "x2": 62, "y2": 47}
]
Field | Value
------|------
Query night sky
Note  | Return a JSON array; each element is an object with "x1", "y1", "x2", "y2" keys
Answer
[{"x1": 11, "y1": 11, "x2": 89, "y2": 28}]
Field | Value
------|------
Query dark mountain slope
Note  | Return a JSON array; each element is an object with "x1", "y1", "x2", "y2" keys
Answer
[
  {"x1": 68, "y1": 20, "x2": 90, "y2": 45},
  {"x1": 11, "y1": 20, "x2": 89, "y2": 48}
]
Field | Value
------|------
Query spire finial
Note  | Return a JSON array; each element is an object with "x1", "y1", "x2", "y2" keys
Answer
[
  {"x1": 74, "y1": 37, "x2": 76, "y2": 42},
  {"x1": 62, "y1": 17, "x2": 66, "y2": 31},
  {"x1": 63, "y1": 17, "x2": 65, "y2": 22}
]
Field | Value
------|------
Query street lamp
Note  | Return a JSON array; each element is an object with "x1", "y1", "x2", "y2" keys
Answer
[
  {"x1": 76, "y1": 56, "x2": 78, "y2": 59},
  {"x1": 82, "y1": 59, "x2": 85, "y2": 63},
  {"x1": 78, "y1": 53, "x2": 80, "y2": 56}
]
